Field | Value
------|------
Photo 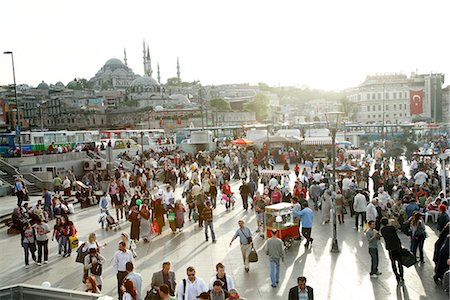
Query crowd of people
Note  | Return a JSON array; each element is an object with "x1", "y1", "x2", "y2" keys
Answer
[{"x1": 10, "y1": 138, "x2": 450, "y2": 299}]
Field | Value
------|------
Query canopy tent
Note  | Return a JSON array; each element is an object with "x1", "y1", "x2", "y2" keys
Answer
[
  {"x1": 231, "y1": 138, "x2": 254, "y2": 145},
  {"x1": 254, "y1": 136, "x2": 303, "y2": 144},
  {"x1": 303, "y1": 137, "x2": 333, "y2": 146},
  {"x1": 327, "y1": 163, "x2": 359, "y2": 172}
]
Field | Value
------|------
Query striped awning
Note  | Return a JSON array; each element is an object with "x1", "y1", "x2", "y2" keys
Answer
[
  {"x1": 303, "y1": 137, "x2": 333, "y2": 145},
  {"x1": 260, "y1": 170, "x2": 291, "y2": 176}
]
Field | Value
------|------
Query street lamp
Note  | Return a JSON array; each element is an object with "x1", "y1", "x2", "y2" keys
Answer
[
  {"x1": 37, "y1": 100, "x2": 47, "y2": 131},
  {"x1": 3, "y1": 51, "x2": 21, "y2": 156},
  {"x1": 325, "y1": 111, "x2": 343, "y2": 253},
  {"x1": 140, "y1": 131, "x2": 144, "y2": 155}
]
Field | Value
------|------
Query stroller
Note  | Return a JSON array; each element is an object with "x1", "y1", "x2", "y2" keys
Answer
[{"x1": 99, "y1": 209, "x2": 120, "y2": 231}]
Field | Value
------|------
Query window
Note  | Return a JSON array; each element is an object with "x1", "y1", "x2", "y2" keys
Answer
[
  {"x1": 393, "y1": 104, "x2": 397, "y2": 110},
  {"x1": 385, "y1": 92, "x2": 389, "y2": 99},
  {"x1": 367, "y1": 94, "x2": 370, "y2": 100},
  {"x1": 393, "y1": 114, "x2": 397, "y2": 117},
  {"x1": 378, "y1": 93, "x2": 381, "y2": 100},
  {"x1": 404, "y1": 104, "x2": 407, "y2": 109},
  {"x1": 372, "y1": 105, "x2": 376, "y2": 111},
  {"x1": 368, "y1": 106, "x2": 371, "y2": 111},
  {"x1": 386, "y1": 105, "x2": 388, "y2": 110},
  {"x1": 379, "y1": 115, "x2": 381, "y2": 118},
  {"x1": 386, "y1": 114, "x2": 389, "y2": 118},
  {"x1": 393, "y1": 92, "x2": 397, "y2": 99},
  {"x1": 378, "y1": 105, "x2": 381, "y2": 111},
  {"x1": 368, "y1": 115, "x2": 371, "y2": 118},
  {"x1": 372, "y1": 93, "x2": 376, "y2": 100}
]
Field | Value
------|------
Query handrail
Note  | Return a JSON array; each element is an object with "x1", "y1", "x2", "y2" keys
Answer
[{"x1": 0, "y1": 158, "x2": 19, "y2": 175}]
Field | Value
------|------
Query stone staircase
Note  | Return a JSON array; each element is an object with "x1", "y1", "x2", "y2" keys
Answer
[{"x1": 0, "y1": 159, "x2": 42, "y2": 196}]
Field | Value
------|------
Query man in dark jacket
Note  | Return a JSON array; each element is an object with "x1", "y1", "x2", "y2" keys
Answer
[
  {"x1": 239, "y1": 180, "x2": 250, "y2": 211},
  {"x1": 380, "y1": 217, "x2": 404, "y2": 283},
  {"x1": 288, "y1": 276, "x2": 314, "y2": 300}
]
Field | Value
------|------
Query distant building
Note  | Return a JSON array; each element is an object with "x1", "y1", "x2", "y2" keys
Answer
[
  {"x1": 348, "y1": 73, "x2": 445, "y2": 124},
  {"x1": 214, "y1": 111, "x2": 256, "y2": 126}
]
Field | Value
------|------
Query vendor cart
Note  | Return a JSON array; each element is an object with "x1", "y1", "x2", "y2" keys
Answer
[{"x1": 264, "y1": 202, "x2": 299, "y2": 249}]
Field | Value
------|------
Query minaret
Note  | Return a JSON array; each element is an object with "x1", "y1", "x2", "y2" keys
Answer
[
  {"x1": 176, "y1": 57, "x2": 180, "y2": 82},
  {"x1": 157, "y1": 63, "x2": 161, "y2": 84},
  {"x1": 147, "y1": 46, "x2": 152, "y2": 77},
  {"x1": 123, "y1": 48, "x2": 128, "y2": 66},
  {"x1": 143, "y1": 40, "x2": 147, "y2": 75}
]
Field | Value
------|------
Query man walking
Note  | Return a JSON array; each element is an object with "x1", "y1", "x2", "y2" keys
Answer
[
  {"x1": 230, "y1": 220, "x2": 253, "y2": 272},
  {"x1": 366, "y1": 220, "x2": 382, "y2": 278},
  {"x1": 353, "y1": 190, "x2": 367, "y2": 229},
  {"x1": 201, "y1": 201, "x2": 216, "y2": 243},
  {"x1": 42, "y1": 188, "x2": 53, "y2": 220},
  {"x1": 288, "y1": 276, "x2": 314, "y2": 300},
  {"x1": 113, "y1": 241, "x2": 134, "y2": 299},
  {"x1": 293, "y1": 202, "x2": 314, "y2": 249},
  {"x1": 380, "y1": 217, "x2": 404, "y2": 283},
  {"x1": 125, "y1": 262, "x2": 142, "y2": 300},
  {"x1": 239, "y1": 180, "x2": 250, "y2": 211},
  {"x1": 266, "y1": 229, "x2": 285, "y2": 288},
  {"x1": 151, "y1": 261, "x2": 176, "y2": 297},
  {"x1": 176, "y1": 266, "x2": 208, "y2": 300},
  {"x1": 15, "y1": 177, "x2": 25, "y2": 207}
]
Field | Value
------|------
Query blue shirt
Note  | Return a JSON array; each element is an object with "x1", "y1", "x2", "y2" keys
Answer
[
  {"x1": 15, "y1": 181, "x2": 23, "y2": 192},
  {"x1": 43, "y1": 191, "x2": 52, "y2": 206},
  {"x1": 405, "y1": 203, "x2": 420, "y2": 218},
  {"x1": 293, "y1": 207, "x2": 314, "y2": 228}
]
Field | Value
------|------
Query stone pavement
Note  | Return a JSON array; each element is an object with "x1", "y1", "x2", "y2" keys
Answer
[{"x1": 0, "y1": 176, "x2": 448, "y2": 300}]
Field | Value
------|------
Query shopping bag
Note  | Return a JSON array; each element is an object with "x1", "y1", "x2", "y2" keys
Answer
[
  {"x1": 363, "y1": 222, "x2": 369, "y2": 232},
  {"x1": 192, "y1": 211, "x2": 199, "y2": 222},
  {"x1": 168, "y1": 212, "x2": 175, "y2": 222},
  {"x1": 151, "y1": 221, "x2": 159, "y2": 233},
  {"x1": 75, "y1": 243, "x2": 88, "y2": 263},
  {"x1": 69, "y1": 235, "x2": 79, "y2": 249},
  {"x1": 249, "y1": 246, "x2": 258, "y2": 263},
  {"x1": 400, "y1": 248, "x2": 417, "y2": 267}
]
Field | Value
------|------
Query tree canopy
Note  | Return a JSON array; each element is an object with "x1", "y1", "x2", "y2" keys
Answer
[
  {"x1": 244, "y1": 93, "x2": 269, "y2": 121},
  {"x1": 209, "y1": 98, "x2": 230, "y2": 111}
]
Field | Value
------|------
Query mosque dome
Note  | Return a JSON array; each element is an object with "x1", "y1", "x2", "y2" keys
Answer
[
  {"x1": 37, "y1": 81, "x2": 49, "y2": 90},
  {"x1": 66, "y1": 80, "x2": 78, "y2": 89},
  {"x1": 55, "y1": 81, "x2": 65, "y2": 87},
  {"x1": 154, "y1": 105, "x2": 164, "y2": 112},
  {"x1": 130, "y1": 76, "x2": 159, "y2": 87},
  {"x1": 104, "y1": 58, "x2": 125, "y2": 68}
]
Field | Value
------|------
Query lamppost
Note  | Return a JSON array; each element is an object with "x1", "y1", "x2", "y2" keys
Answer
[
  {"x1": 140, "y1": 131, "x2": 144, "y2": 155},
  {"x1": 325, "y1": 111, "x2": 343, "y2": 253},
  {"x1": 37, "y1": 100, "x2": 47, "y2": 131},
  {"x1": 3, "y1": 51, "x2": 21, "y2": 156}
]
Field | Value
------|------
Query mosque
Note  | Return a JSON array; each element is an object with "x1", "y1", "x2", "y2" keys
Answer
[{"x1": 89, "y1": 42, "x2": 190, "y2": 109}]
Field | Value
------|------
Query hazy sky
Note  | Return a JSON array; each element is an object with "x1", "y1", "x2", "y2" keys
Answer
[{"x1": 1, "y1": 0, "x2": 449, "y2": 90}]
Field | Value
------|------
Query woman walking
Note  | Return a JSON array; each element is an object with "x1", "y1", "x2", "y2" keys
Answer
[
  {"x1": 409, "y1": 211, "x2": 427, "y2": 263},
  {"x1": 139, "y1": 200, "x2": 151, "y2": 243},
  {"x1": 129, "y1": 203, "x2": 140, "y2": 243},
  {"x1": 22, "y1": 222, "x2": 36, "y2": 268},
  {"x1": 175, "y1": 200, "x2": 186, "y2": 232}
]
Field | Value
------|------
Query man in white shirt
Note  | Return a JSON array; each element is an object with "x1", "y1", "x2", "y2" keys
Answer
[
  {"x1": 114, "y1": 241, "x2": 134, "y2": 299},
  {"x1": 414, "y1": 170, "x2": 428, "y2": 186},
  {"x1": 177, "y1": 266, "x2": 207, "y2": 300},
  {"x1": 353, "y1": 190, "x2": 367, "y2": 229},
  {"x1": 269, "y1": 177, "x2": 278, "y2": 192},
  {"x1": 366, "y1": 199, "x2": 379, "y2": 223},
  {"x1": 162, "y1": 186, "x2": 175, "y2": 210},
  {"x1": 313, "y1": 171, "x2": 322, "y2": 183}
]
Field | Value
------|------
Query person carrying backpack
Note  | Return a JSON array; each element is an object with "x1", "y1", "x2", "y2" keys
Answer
[{"x1": 84, "y1": 248, "x2": 105, "y2": 291}]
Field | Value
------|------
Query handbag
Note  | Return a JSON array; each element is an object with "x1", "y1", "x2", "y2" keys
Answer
[
  {"x1": 241, "y1": 229, "x2": 252, "y2": 244},
  {"x1": 400, "y1": 248, "x2": 417, "y2": 268},
  {"x1": 90, "y1": 256, "x2": 102, "y2": 276},
  {"x1": 248, "y1": 246, "x2": 258, "y2": 263},
  {"x1": 75, "y1": 243, "x2": 88, "y2": 264},
  {"x1": 69, "y1": 235, "x2": 79, "y2": 249}
]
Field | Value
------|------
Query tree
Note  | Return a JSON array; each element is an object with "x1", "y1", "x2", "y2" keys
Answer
[
  {"x1": 244, "y1": 93, "x2": 269, "y2": 121},
  {"x1": 209, "y1": 98, "x2": 230, "y2": 111},
  {"x1": 340, "y1": 97, "x2": 355, "y2": 121}
]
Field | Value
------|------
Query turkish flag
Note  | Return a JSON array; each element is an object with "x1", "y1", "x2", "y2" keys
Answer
[
  {"x1": 177, "y1": 117, "x2": 182, "y2": 125},
  {"x1": 410, "y1": 90, "x2": 424, "y2": 115}
]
